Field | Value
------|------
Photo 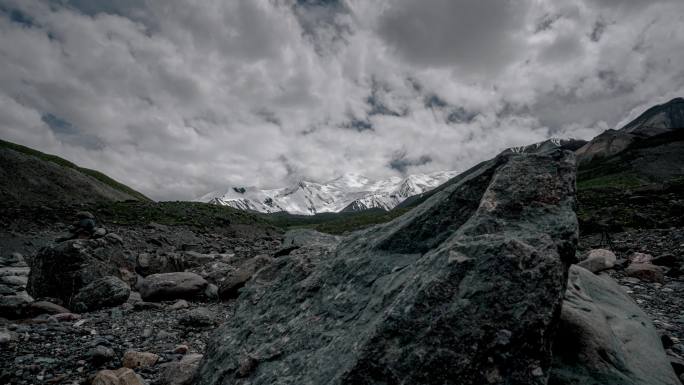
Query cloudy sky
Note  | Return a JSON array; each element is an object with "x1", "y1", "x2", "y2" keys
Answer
[{"x1": 1, "y1": 0, "x2": 683, "y2": 200}]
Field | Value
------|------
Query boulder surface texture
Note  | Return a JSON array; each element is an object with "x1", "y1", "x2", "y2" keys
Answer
[
  {"x1": 550, "y1": 265, "x2": 681, "y2": 385},
  {"x1": 197, "y1": 148, "x2": 579, "y2": 385}
]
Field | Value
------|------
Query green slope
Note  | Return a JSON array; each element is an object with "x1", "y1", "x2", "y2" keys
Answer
[{"x1": 0, "y1": 139, "x2": 149, "y2": 201}]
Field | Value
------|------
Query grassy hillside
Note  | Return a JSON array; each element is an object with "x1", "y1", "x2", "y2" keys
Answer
[{"x1": 0, "y1": 139, "x2": 149, "y2": 201}]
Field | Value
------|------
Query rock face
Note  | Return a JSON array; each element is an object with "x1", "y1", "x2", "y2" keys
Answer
[
  {"x1": 71, "y1": 276, "x2": 130, "y2": 312},
  {"x1": 197, "y1": 148, "x2": 578, "y2": 385},
  {"x1": 139, "y1": 272, "x2": 208, "y2": 301},
  {"x1": 550, "y1": 265, "x2": 680, "y2": 385},
  {"x1": 27, "y1": 238, "x2": 132, "y2": 309}
]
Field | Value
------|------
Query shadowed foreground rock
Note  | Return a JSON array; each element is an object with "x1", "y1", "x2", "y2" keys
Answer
[
  {"x1": 197, "y1": 148, "x2": 578, "y2": 385},
  {"x1": 550, "y1": 265, "x2": 681, "y2": 385},
  {"x1": 27, "y1": 238, "x2": 132, "y2": 309}
]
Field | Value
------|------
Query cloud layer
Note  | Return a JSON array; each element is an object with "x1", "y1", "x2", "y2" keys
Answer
[{"x1": 1, "y1": 0, "x2": 683, "y2": 200}]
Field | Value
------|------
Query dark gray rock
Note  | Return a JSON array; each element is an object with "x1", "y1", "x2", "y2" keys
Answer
[
  {"x1": 179, "y1": 307, "x2": 216, "y2": 327},
  {"x1": 159, "y1": 353, "x2": 203, "y2": 385},
  {"x1": 136, "y1": 253, "x2": 186, "y2": 277},
  {"x1": 0, "y1": 291, "x2": 33, "y2": 319},
  {"x1": 27, "y1": 239, "x2": 132, "y2": 308},
  {"x1": 550, "y1": 265, "x2": 681, "y2": 385},
  {"x1": 218, "y1": 255, "x2": 274, "y2": 300},
  {"x1": 197, "y1": 148, "x2": 578, "y2": 385},
  {"x1": 139, "y1": 272, "x2": 208, "y2": 302},
  {"x1": 27, "y1": 301, "x2": 70, "y2": 316},
  {"x1": 72, "y1": 276, "x2": 130, "y2": 312}
]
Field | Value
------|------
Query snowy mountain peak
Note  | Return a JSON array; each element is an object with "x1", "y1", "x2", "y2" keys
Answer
[{"x1": 198, "y1": 170, "x2": 457, "y2": 215}]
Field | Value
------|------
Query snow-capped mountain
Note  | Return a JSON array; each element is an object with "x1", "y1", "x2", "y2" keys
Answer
[{"x1": 197, "y1": 171, "x2": 458, "y2": 215}]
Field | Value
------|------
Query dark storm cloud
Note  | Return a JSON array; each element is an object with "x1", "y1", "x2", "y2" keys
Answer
[
  {"x1": 377, "y1": 0, "x2": 530, "y2": 72},
  {"x1": 389, "y1": 152, "x2": 433, "y2": 174},
  {"x1": 1, "y1": 0, "x2": 683, "y2": 199}
]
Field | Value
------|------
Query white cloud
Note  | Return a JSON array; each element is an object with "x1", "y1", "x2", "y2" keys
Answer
[{"x1": 0, "y1": 0, "x2": 682, "y2": 200}]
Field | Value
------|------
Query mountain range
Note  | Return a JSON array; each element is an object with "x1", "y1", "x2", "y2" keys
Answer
[{"x1": 196, "y1": 171, "x2": 458, "y2": 215}]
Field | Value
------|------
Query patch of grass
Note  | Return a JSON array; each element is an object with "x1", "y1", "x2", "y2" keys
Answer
[
  {"x1": 577, "y1": 173, "x2": 645, "y2": 190},
  {"x1": 263, "y1": 207, "x2": 409, "y2": 235},
  {"x1": 0, "y1": 139, "x2": 150, "y2": 201},
  {"x1": 96, "y1": 201, "x2": 270, "y2": 228}
]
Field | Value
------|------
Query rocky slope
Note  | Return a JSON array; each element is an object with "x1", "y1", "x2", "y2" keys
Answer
[
  {"x1": 576, "y1": 97, "x2": 684, "y2": 165},
  {"x1": 198, "y1": 171, "x2": 457, "y2": 215},
  {"x1": 0, "y1": 139, "x2": 148, "y2": 204}
]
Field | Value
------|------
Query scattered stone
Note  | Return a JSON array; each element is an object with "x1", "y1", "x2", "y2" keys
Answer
[
  {"x1": 577, "y1": 248, "x2": 617, "y2": 273},
  {"x1": 630, "y1": 252, "x2": 655, "y2": 264},
  {"x1": 170, "y1": 300, "x2": 189, "y2": 310},
  {"x1": 92, "y1": 368, "x2": 144, "y2": 385},
  {"x1": 173, "y1": 344, "x2": 189, "y2": 355},
  {"x1": 158, "y1": 353, "x2": 203, "y2": 385},
  {"x1": 625, "y1": 263, "x2": 666, "y2": 283},
  {"x1": 52, "y1": 312, "x2": 82, "y2": 322},
  {"x1": 122, "y1": 351, "x2": 160, "y2": 369},
  {"x1": 27, "y1": 301, "x2": 70, "y2": 316},
  {"x1": 72, "y1": 276, "x2": 131, "y2": 312},
  {"x1": 136, "y1": 253, "x2": 186, "y2": 277},
  {"x1": 91, "y1": 345, "x2": 116, "y2": 366},
  {"x1": 0, "y1": 329, "x2": 11, "y2": 345},
  {"x1": 139, "y1": 272, "x2": 208, "y2": 302},
  {"x1": 134, "y1": 301, "x2": 164, "y2": 311},
  {"x1": 204, "y1": 284, "x2": 218, "y2": 300},
  {"x1": 179, "y1": 307, "x2": 215, "y2": 327}
]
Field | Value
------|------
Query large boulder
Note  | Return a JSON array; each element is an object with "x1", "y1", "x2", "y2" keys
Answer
[
  {"x1": 197, "y1": 148, "x2": 578, "y2": 385},
  {"x1": 27, "y1": 238, "x2": 131, "y2": 308},
  {"x1": 550, "y1": 265, "x2": 681, "y2": 385},
  {"x1": 71, "y1": 276, "x2": 130, "y2": 312},
  {"x1": 139, "y1": 272, "x2": 208, "y2": 301}
]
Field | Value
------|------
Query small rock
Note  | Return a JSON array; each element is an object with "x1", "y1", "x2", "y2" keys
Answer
[
  {"x1": 72, "y1": 276, "x2": 131, "y2": 312},
  {"x1": 630, "y1": 252, "x2": 654, "y2": 264},
  {"x1": 204, "y1": 284, "x2": 219, "y2": 300},
  {"x1": 170, "y1": 300, "x2": 189, "y2": 310},
  {"x1": 91, "y1": 345, "x2": 116, "y2": 366},
  {"x1": 92, "y1": 368, "x2": 144, "y2": 385},
  {"x1": 179, "y1": 307, "x2": 216, "y2": 327},
  {"x1": 158, "y1": 353, "x2": 203, "y2": 385},
  {"x1": 577, "y1": 249, "x2": 616, "y2": 273},
  {"x1": 173, "y1": 344, "x2": 189, "y2": 355},
  {"x1": 139, "y1": 272, "x2": 208, "y2": 302},
  {"x1": 105, "y1": 233, "x2": 124, "y2": 244},
  {"x1": 122, "y1": 351, "x2": 160, "y2": 369},
  {"x1": 625, "y1": 263, "x2": 665, "y2": 283},
  {"x1": 28, "y1": 301, "x2": 70, "y2": 316},
  {"x1": 0, "y1": 329, "x2": 12, "y2": 345}
]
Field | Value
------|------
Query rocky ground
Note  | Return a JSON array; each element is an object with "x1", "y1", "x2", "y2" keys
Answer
[
  {"x1": 579, "y1": 227, "x2": 684, "y2": 375},
  {"x1": 1, "y1": 202, "x2": 683, "y2": 384},
  {"x1": 0, "y1": 203, "x2": 283, "y2": 385}
]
